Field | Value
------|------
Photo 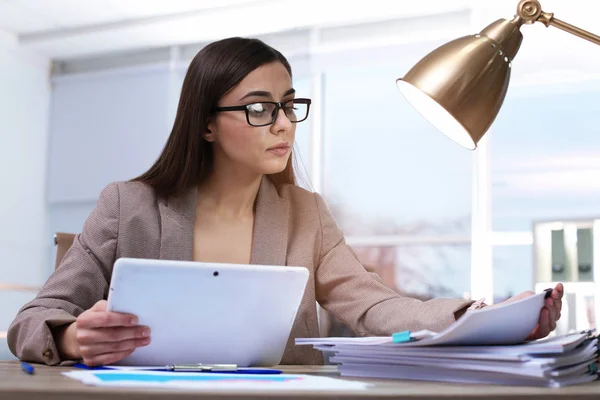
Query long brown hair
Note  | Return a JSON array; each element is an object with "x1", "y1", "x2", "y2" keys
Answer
[{"x1": 132, "y1": 37, "x2": 298, "y2": 198}]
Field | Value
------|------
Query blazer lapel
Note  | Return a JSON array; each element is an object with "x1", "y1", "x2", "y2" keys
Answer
[
  {"x1": 251, "y1": 177, "x2": 289, "y2": 266},
  {"x1": 158, "y1": 186, "x2": 197, "y2": 261},
  {"x1": 157, "y1": 177, "x2": 289, "y2": 266}
]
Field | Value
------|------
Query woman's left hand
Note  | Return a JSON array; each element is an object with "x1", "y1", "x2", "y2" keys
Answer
[{"x1": 497, "y1": 283, "x2": 564, "y2": 340}]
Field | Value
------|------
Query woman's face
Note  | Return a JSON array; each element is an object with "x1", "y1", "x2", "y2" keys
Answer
[{"x1": 208, "y1": 61, "x2": 296, "y2": 177}]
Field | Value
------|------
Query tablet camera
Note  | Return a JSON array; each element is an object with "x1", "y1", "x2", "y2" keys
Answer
[{"x1": 213, "y1": 271, "x2": 219, "y2": 277}]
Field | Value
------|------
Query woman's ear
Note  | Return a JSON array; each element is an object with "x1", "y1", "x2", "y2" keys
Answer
[{"x1": 204, "y1": 120, "x2": 216, "y2": 142}]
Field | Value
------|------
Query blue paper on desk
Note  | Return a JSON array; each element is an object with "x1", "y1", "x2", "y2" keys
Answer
[{"x1": 62, "y1": 370, "x2": 370, "y2": 391}]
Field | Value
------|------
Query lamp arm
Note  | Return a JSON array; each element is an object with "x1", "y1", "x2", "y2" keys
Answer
[
  {"x1": 537, "y1": 13, "x2": 600, "y2": 46},
  {"x1": 515, "y1": 0, "x2": 600, "y2": 46}
]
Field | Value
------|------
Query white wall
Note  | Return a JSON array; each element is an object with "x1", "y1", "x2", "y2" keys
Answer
[
  {"x1": 46, "y1": 64, "x2": 173, "y2": 258},
  {"x1": 0, "y1": 32, "x2": 51, "y2": 359}
]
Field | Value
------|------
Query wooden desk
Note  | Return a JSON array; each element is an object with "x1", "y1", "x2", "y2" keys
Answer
[{"x1": 1, "y1": 361, "x2": 599, "y2": 400}]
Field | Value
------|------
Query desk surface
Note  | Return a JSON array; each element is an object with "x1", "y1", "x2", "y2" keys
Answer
[{"x1": 1, "y1": 361, "x2": 599, "y2": 400}]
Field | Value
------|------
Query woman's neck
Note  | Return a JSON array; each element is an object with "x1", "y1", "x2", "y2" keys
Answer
[{"x1": 196, "y1": 168, "x2": 263, "y2": 220}]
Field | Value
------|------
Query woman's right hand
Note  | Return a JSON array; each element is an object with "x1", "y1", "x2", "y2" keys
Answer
[{"x1": 58, "y1": 300, "x2": 151, "y2": 366}]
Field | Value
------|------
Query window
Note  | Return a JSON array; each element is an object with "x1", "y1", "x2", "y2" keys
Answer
[
  {"x1": 351, "y1": 245, "x2": 471, "y2": 299},
  {"x1": 493, "y1": 245, "x2": 533, "y2": 301},
  {"x1": 491, "y1": 81, "x2": 600, "y2": 298},
  {"x1": 491, "y1": 84, "x2": 600, "y2": 231},
  {"x1": 323, "y1": 64, "x2": 472, "y2": 237}
]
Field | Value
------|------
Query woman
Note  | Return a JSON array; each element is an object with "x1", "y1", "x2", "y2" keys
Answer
[{"x1": 7, "y1": 37, "x2": 563, "y2": 367}]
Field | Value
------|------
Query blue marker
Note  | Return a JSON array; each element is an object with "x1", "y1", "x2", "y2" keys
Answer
[
  {"x1": 21, "y1": 362, "x2": 35, "y2": 375},
  {"x1": 73, "y1": 363, "x2": 282, "y2": 374}
]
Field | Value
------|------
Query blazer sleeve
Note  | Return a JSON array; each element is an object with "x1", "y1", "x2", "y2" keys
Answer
[
  {"x1": 7, "y1": 183, "x2": 120, "y2": 365},
  {"x1": 313, "y1": 192, "x2": 473, "y2": 336}
]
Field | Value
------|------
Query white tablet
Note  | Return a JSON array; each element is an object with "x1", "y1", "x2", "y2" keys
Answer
[{"x1": 106, "y1": 258, "x2": 309, "y2": 367}]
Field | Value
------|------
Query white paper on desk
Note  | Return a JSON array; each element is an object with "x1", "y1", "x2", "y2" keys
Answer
[
  {"x1": 62, "y1": 370, "x2": 370, "y2": 391},
  {"x1": 339, "y1": 363, "x2": 599, "y2": 388},
  {"x1": 321, "y1": 337, "x2": 597, "y2": 372},
  {"x1": 338, "y1": 339, "x2": 598, "y2": 366},
  {"x1": 321, "y1": 346, "x2": 523, "y2": 361},
  {"x1": 312, "y1": 333, "x2": 594, "y2": 358},
  {"x1": 331, "y1": 354, "x2": 598, "y2": 379}
]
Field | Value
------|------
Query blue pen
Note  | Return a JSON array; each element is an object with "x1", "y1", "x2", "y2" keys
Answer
[
  {"x1": 73, "y1": 363, "x2": 282, "y2": 374},
  {"x1": 21, "y1": 362, "x2": 35, "y2": 375},
  {"x1": 204, "y1": 368, "x2": 282, "y2": 375},
  {"x1": 73, "y1": 363, "x2": 112, "y2": 371}
]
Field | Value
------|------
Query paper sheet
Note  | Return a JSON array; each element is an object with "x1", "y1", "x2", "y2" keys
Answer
[
  {"x1": 306, "y1": 331, "x2": 592, "y2": 356},
  {"x1": 62, "y1": 370, "x2": 370, "y2": 391},
  {"x1": 298, "y1": 291, "x2": 554, "y2": 349},
  {"x1": 392, "y1": 290, "x2": 548, "y2": 346}
]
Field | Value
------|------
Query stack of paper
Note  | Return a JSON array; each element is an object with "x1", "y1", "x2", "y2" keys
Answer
[
  {"x1": 298, "y1": 332, "x2": 598, "y2": 387},
  {"x1": 297, "y1": 293, "x2": 599, "y2": 387}
]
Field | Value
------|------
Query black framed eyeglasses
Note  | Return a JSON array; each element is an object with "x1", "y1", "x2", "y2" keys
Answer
[{"x1": 214, "y1": 98, "x2": 311, "y2": 127}]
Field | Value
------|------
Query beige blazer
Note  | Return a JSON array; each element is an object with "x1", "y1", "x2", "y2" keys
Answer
[{"x1": 7, "y1": 177, "x2": 472, "y2": 365}]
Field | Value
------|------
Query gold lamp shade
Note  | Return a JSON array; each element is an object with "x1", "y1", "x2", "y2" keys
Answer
[{"x1": 397, "y1": 18, "x2": 524, "y2": 149}]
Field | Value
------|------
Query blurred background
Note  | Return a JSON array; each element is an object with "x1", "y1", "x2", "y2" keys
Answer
[{"x1": 1, "y1": 0, "x2": 600, "y2": 358}]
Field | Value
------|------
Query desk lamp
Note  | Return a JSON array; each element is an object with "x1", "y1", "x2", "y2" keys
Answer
[{"x1": 396, "y1": 0, "x2": 600, "y2": 149}]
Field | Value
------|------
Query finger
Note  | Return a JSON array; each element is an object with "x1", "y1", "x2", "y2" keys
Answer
[
  {"x1": 93, "y1": 337, "x2": 151, "y2": 356},
  {"x1": 552, "y1": 283, "x2": 564, "y2": 299},
  {"x1": 545, "y1": 298, "x2": 557, "y2": 323},
  {"x1": 537, "y1": 308, "x2": 551, "y2": 339},
  {"x1": 526, "y1": 325, "x2": 540, "y2": 341},
  {"x1": 90, "y1": 300, "x2": 108, "y2": 311},
  {"x1": 549, "y1": 317, "x2": 557, "y2": 332},
  {"x1": 80, "y1": 337, "x2": 150, "y2": 359},
  {"x1": 546, "y1": 300, "x2": 558, "y2": 332},
  {"x1": 77, "y1": 311, "x2": 139, "y2": 329},
  {"x1": 77, "y1": 326, "x2": 150, "y2": 345},
  {"x1": 529, "y1": 308, "x2": 550, "y2": 341},
  {"x1": 84, "y1": 349, "x2": 135, "y2": 367},
  {"x1": 555, "y1": 298, "x2": 562, "y2": 318}
]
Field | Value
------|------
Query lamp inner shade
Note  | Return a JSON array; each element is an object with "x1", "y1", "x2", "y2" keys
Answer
[{"x1": 396, "y1": 80, "x2": 476, "y2": 150}]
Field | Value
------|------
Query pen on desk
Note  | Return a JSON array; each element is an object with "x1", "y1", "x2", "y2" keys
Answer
[
  {"x1": 166, "y1": 364, "x2": 282, "y2": 374},
  {"x1": 73, "y1": 362, "x2": 282, "y2": 374},
  {"x1": 167, "y1": 363, "x2": 238, "y2": 372},
  {"x1": 174, "y1": 366, "x2": 282, "y2": 374},
  {"x1": 21, "y1": 362, "x2": 35, "y2": 375}
]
